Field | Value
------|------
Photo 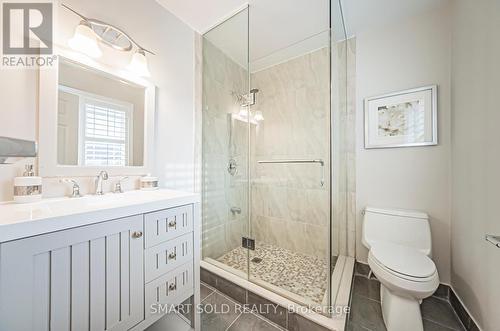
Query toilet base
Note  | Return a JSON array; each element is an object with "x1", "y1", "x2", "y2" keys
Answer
[{"x1": 380, "y1": 284, "x2": 423, "y2": 331}]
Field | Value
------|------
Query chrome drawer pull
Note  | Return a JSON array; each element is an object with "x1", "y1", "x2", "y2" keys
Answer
[
  {"x1": 132, "y1": 231, "x2": 143, "y2": 238},
  {"x1": 168, "y1": 252, "x2": 177, "y2": 260},
  {"x1": 169, "y1": 283, "x2": 176, "y2": 291},
  {"x1": 168, "y1": 220, "x2": 177, "y2": 228}
]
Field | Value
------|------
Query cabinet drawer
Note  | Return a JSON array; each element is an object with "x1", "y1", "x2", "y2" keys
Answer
[
  {"x1": 145, "y1": 232, "x2": 193, "y2": 283},
  {"x1": 145, "y1": 204, "x2": 193, "y2": 248},
  {"x1": 145, "y1": 262, "x2": 194, "y2": 319}
]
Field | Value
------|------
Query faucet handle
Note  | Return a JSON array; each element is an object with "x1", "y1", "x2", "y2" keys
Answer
[
  {"x1": 114, "y1": 176, "x2": 129, "y2": 193},
  {"x1": 98, "y1": 170, "x2": 109, "y2": 180},
  {"x1": 60, "y1": 179, "x2": 82, "y2": 198}
]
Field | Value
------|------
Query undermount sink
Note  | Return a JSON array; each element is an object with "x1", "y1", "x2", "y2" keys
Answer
[
  {"x1": 35, "y1": 190, "x2": 167, "y2": 212},
  {"x1": 0, "y1": 189, "x2": 199, "y2": 235},
  {"x1": 43, "y1": 193, "x2": 126, "y2": 210}
]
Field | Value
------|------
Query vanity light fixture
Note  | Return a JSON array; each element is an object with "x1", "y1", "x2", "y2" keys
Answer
[
  {"x1": 62, "y1": 4, "x2": 154, "y2": 77},
  {"x1": 253, "y1": 110, "x2": 264, "y2": 122},
  {"x1": 127, "y1": 49, "x2": 151, "y2": 77},
  {"x1": 68, "y1": 21, "x2": 102, "y2": 58}
]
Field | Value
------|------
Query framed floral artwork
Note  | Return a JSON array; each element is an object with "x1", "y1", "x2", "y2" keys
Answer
[{"x1": 364, "y1": 85, "x2": 437, "y2": 149}]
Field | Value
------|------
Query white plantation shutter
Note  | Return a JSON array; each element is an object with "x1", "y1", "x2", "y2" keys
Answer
[{"x1": 82, "y1": 98, "x2": 132, "y2": 166}]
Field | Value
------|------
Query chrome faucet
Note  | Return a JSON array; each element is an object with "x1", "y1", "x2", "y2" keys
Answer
[
  {"x1": 95, "y1": 171, "x2": 109, "y2": 195},
  {"x1": 114, "y1": 176, "x2": 129, "y2": 193},
  {"x1": 60, "y1": 179, "x2": 82, "y2": 198}
]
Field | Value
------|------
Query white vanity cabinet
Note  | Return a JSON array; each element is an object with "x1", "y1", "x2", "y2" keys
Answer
[
  {"x1": 0, "y1": 215, "x2": 145, "y2": 331},
  {"x1": 0, "y1": 190, "x2": 200, "y2": 331}
]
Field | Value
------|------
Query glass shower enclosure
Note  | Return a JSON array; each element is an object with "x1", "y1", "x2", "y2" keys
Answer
[{"x1": 201, "y1": 0, "x2": 348, "y2": 313}]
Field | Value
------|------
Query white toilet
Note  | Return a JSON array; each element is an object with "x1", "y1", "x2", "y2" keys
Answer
[{"x1": 362, "y1": 207, "x2": 439, "y2": 331}]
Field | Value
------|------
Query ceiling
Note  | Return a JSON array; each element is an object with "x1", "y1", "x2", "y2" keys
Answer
[
  {"x1": 156, "y1": 0, "x2": 449, "y2": 70},
  {"x1": 156, "y1": 0, "x2": 449, "y2": 35},
  {"x1": 342, "y1": 0, "x2": 450, "y2": 37},
  {"x1": 155, "y1": 0, "x2": 248, "y2": 33}
]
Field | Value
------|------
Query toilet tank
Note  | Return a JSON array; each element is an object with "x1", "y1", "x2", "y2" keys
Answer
[{"x1": 362, "y1": 207, "x2": 432, "y2": 256}]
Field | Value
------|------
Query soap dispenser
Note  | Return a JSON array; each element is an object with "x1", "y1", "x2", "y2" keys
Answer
[{"x1": 13, "y1": 164, "x2": 42, "y2": 203}]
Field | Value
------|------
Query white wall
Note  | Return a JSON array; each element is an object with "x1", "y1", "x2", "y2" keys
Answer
[
  {"x1": 0, "y1": 0, "x2": 195, "y2": 201},
  {"x1": 355, "y1": 5, "x2": 452, "y2": 283},
  {"x1": 450, "y1": 0, "x2": 500, "y2": 329}
]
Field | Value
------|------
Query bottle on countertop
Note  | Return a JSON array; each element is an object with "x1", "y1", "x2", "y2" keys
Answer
[
  {"x1": 13, "y1": 164, "x2": 42, "y2": 203},
  {"x1": 140, "y1": 174, "x2": 159, "y2": 191}
]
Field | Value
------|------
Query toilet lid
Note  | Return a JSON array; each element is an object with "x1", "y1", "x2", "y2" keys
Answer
[{"x1": 370, "y1": 242, "x2": 436, "y2": 278}]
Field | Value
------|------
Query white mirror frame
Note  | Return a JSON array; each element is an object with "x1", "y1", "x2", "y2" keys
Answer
[{"x1": 39, "y1": 47, "x2": 156, "y2": 177}]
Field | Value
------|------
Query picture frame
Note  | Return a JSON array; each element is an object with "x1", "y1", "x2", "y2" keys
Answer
[{"x1": 364, "y1": 85, "x2": 438, "y2": 149}]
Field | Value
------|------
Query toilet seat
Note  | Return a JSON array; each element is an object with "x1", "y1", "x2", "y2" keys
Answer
[
  {"x1": 369, "y1": 242, "x2": 437, "y2": 281},
  {"x1": 368, "y1": 245, "x2": 439, "y2": 300}
]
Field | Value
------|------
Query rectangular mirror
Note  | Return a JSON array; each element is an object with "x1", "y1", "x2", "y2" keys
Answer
[
  {"x1": 39, "y1": 51, "x2": 155, "y2": 177},
  {"x1": 57, "y1": 59, "x2": 145, "y2": 167}
]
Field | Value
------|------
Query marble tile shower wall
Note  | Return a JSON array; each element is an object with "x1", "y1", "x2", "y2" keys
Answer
[
  {"x1": 250, "y1": 48, "x2": 331, "y2": 259},
  {"x1": 332, "y1": 38, "x2": 357, "y2": 258},
  {"x1": 345, "y1": 38, "x2": 357, "y2": 258},
  {"x1": 202, "y1": 39, "x2": 249, "y2": 260}
]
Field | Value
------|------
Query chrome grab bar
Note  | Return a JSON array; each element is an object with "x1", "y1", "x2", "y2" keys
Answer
[
  {"x1": 258, "y1": 159, "x2": 324, "y2": 166},
  {"x1": 485, "y1": 235, "x2": 500, "y2": 248},
  {"x1": 257, "y1": 159, "x2": 325, "y2": 187}
]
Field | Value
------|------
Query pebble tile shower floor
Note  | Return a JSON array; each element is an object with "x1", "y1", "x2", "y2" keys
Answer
[{"x1": 217, "y1": 242, "x2": 329, "y2": 304}]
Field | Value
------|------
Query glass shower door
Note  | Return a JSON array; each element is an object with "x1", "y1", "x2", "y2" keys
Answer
[
  {"x1": 201, "y1": 8, "x2": 251, "y2": 278},
  {"x1": 247, "y1": 18, "x2": 332, "y2": 309},
  {"x1": 201, "y1": 0, "x2": 350, "y2": 315}
]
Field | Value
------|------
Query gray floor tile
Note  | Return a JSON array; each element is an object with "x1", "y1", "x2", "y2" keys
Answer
[
  {"x1": 421, "y1": 297, "x2": 465, "y2": 330},
  {"x1": 228, "y1": 312, "x2": 282, "y2": 331},
  {"x1": 352, "y1": 276, "x2": 380, "y2": 302},
  {"x1": 246, "y1": 291, "x2": 288, "y2": 328},
  {"x1": 178, "y1": 296, "x2": 194, "y2": 322},
  {"x1": 288, "y1": 313, "x2": 330, "y2": 331},
  {"x1": 450, "y1": 290, "x2": 472, "y2": 330},
  {"x1": 201, "y1": 283, "x2": 215, "y2": 302},
  {"x1": 424, "y1": 318, "x2": 458, "y2": 331},
  {"x1": 346, "y1": 321, "x2": 371, "y2": 331},
  {"x1": 355, "y1": 262, "x2": 371, "y2": 277},
  {"x1": 201, "y1": 292, "x2": 242, "y2": 331},
  {"x1": 349, "y1": 294, "x2": 387, "y2": 331},
  {"x1": 432, "y1": 284, "x2": 450, "y2": 300}
]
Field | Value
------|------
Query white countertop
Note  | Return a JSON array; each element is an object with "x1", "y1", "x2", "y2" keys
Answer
[{"x1": 0, "y1": 189, "x2": 200, "y2": 243}]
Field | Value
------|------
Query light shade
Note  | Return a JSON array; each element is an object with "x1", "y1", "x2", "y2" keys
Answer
[
  {"x1": 238, "y1": 106, "x2": 249, "y2": 118},
  {"x1": 254, "y1": 110, "x2": 264, "y2": 121},
  {"x1": 127, "y1": 49, "x2": 151, "y2": 77},
  {"x1": 68, "y1": 21, "x2": 102, "y2": 58}
]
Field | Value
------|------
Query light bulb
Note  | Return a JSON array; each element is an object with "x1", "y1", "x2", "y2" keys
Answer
[
  {"x1": 238, "y1": 106, "x2": 249, "y2": 118},
  {"x1": 127, "y1": 49, "x2": 151, "y2": 77},
  {"x1": 68, "y1": 21, "x2": 102, "y2": 58},
  {"x1": 254, "y1": 110, "x2": 264, "y2": 121}
]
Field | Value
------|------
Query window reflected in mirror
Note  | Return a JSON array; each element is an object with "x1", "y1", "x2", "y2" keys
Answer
[{"x1": 57, "y1": 59, "x2": 146, "y2": 167}]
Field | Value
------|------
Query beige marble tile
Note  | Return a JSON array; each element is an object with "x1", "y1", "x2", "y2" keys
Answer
[{"x1": 202, "y1": 38, "x2": 357, "y2": 264}]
